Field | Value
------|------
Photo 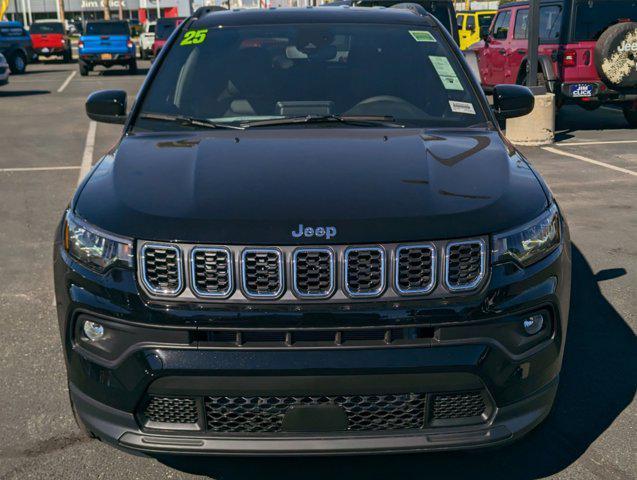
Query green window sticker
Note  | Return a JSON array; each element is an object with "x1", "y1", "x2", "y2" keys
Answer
[
  {"x1": 180, "y1": 29, "x2": 208, "y2": 46},
  {"x1": 429, "y1": 55, "x2": 464, "y2": 91},
  {"x1": 409, "y1": 30, "x2": 436, "y2": 42}
]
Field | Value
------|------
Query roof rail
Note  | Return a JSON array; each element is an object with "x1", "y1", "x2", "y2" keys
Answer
[
  {"x1": 390, "y1": 2, "x2": 429, "y2": 16},
  {"x1": 193, "y1": 6, "x2": 227, "y2": 18}
]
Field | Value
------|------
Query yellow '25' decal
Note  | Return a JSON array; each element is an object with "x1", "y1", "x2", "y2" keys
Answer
[{"x1": 180, "y1": 29, "x2": 208, "y2": 46}]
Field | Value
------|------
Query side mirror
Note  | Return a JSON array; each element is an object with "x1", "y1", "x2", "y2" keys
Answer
[
  {"x1": 492, "y1": 84, "x2": 535, "y2": 119},
  {"x1": 85, "y1": 90, "x2": 127, "y2": 124}
]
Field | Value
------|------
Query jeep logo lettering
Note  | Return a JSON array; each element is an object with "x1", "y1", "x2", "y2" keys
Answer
[
  {"x1": 291, "y1": 224, "x2": 337, "y2": 240},
  {"x1": 618, "y1": 41, "x2": 637, "y2": 53}
]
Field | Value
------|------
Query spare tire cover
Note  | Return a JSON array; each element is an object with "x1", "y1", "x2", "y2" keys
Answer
[{"x1": 595, "y1": 22, "x2": 637, "y2": 89}]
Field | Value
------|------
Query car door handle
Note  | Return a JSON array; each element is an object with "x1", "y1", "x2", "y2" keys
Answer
[
  {"x1": 517, "y1": 49, "x2": 526, "y2": 55},
  {"x1": 498, "y1": 49, "x2": 507, "y2": 55}
]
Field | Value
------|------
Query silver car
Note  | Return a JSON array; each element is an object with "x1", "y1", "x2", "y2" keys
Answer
[{"x1": 0, "y1": 53, "x2": 9, "y2": 86}]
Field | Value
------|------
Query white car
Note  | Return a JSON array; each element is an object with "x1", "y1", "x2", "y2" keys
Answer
[
  {"x1": 139, "y1": 22, "x2": 156, "y2": 60},
  {"x1": 0, "y1": 53, "x2": 9, "y2": 86}
]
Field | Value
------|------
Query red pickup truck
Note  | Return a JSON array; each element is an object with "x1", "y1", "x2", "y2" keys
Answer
[
  {"x1": 469, "y1": 0, "x2": 637, "y2": 127},
  {"x1": 30, "y1": 21, "x2": 72, "y2": 62}
]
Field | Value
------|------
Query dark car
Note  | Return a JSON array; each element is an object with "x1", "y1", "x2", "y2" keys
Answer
[
  {"x1": 0, "y1": 21, "x2": 35, "y2": 74},
  {"x1": 151, "y1": 17, "x2": 185, "y2": 57},
  {"x1": 55, "y1": 6, "x2": 571, "y2": 456},
  {"x1": 469, "y1": 0, "x2": 637, "y2": 126},
  {"x1": 78, "y1": 21, "x2": 136, "y2": 76}
]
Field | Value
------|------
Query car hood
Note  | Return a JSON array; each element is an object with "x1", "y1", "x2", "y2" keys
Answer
[{"x1": 75, "y1": 128, "x2": 548, "y2": 244}]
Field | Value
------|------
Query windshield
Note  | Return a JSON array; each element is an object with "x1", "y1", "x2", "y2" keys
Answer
[
  {"x1": 572, "y1": 0, "x2": 636, "y2": 41},
  {"x1": 136, "y1": 23, "x2": 484, "y2": 131},
  {"x1": 85, "y1": 22, "x2": 129, "y2": 36},
  {"x1": 156, "y1": 19, "x2": 181, "y2": 40},
  {"x1": 478, "y1": 14, "x2": 495, "y2": 28},
  {"x1": 30, "y1": 23, "x2": 64, "y2": 34},
  {"x1": 354, "y1": 1, "x2": 455, "y2": 36}
]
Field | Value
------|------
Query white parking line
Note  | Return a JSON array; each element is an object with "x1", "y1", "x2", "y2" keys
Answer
[
  {"x1": 78, "y1": 121, "x2": 97, "y2": 185},
  {"x1": 0, "y1": 165, "x2": 80, "y2": 173},
  {"x1": 542, "y1": 147, "x2": 637, "y2": 177},
  {"x1": 557, "y1": 140, "x2": 637, "y2": 146},
  {"x1": 57, "y1": 71, "x2": 76, "y2": 93}
]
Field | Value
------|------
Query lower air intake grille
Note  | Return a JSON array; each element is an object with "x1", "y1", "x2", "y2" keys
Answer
[
  {"x1": 344, "y1": 247, "x2": 385, "y2": 297},
  {"x1": 293, "y1": 248, "x2": 334, "y2": 297},
  {"x1": 242, "y1": 249, "x2": 283, "y2": 298},
  {"x1": 445, "y1": 240, "x2": 485, "y2": 291},
  {"x1": 204, "y1": 393, "x2": 427, "y2": 433},
  {"x1": 143, "y1": 396, "x2": 199, "y2": 424},
  {"x1": 191, "y1": 248, "x2": 232, "y2": 297},
  {"x1": 432, "y1": 391, "x2": 486, "y2": 420},
  {"x1": 141, "y1": 245, "x2": 182, "y2": 295}
]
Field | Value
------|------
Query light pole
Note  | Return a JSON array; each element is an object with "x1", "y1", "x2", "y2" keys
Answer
[
  {"x1": 155, "y1": 0, "x2": 160, "y2": 20},
  {"x1": 526, "y1": 0, "x2": 540, "y2": 89}
]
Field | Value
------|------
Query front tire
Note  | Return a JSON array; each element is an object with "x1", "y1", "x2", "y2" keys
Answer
[
  {"x1": 8, "y1": 51, "x2": 27, "y2": 74},
  {"x1": 128, "y1": 58, "x2": 138, "y2": 74},
  {"x1": 63, "y1": 48, "x2": 72, "y2": 63}
]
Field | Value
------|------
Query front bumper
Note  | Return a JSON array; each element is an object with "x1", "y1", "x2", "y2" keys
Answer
[{"x1": 54, "y1": 224, "x2": 571, "y2": 455}]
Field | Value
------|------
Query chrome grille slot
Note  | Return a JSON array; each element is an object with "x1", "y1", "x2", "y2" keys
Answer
[
  {"x1": 344, "y1": 246, "x2": 385, "y2": 297},
  {"x1": 395, "y1": 244, "x2": 436, "y2": 295},
  {"x1": 190, "y1": 247, "x2": 233, "y2": 297},
  {"x1": 445, "y1": 240, "x2": 486, "y2": 291},
  {"x1": 241, "y1": 249, "x2": 284, "y2": 298},
  {"x1": 292, "y1": 248, "x2": 335, "y2": 298},
  {"x1": 140, "y1": 244, "x2": 183, "y2": 296}
]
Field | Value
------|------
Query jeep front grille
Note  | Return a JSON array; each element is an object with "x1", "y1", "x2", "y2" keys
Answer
[
  {"x1": 140, "y1": 244, "x2": 183, "y2": 296},
  {"x1": 431, "y1": 391, "x2": 486, "y2": 420},
  {"x1": 241, "y1": 249, "x2": 284, "y2": 298},
  {"x1": 344, "y1": 246, "x2": 385, "y2": 297},
  {"x1": 292, "y1": 248, "x2": 335, "y2": 298},
  {"x1": 190, "y1": 247, "x2": 233, "y2": 297},
  {"x1": 137, "y1": 238, "x2": 487, "y2": 301},
  {"x1": 445, "y1": 240, "x2": 486, "y2": 291},
  {"x1": 395, "y1": 244, "x2": 436, "y2": 295}
]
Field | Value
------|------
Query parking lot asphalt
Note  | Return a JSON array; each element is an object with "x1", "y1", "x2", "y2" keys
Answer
[{"x1": 0, "y1": 61, "x2": 635, "y2": 480}]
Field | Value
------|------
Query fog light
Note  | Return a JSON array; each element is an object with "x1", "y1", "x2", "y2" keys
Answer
[
  {"x1": 523, "y1": 314, "x2": 544, "y2": 335},
  {"x1": 83, "y1": 320, "x2": 105, "y2": 341}
]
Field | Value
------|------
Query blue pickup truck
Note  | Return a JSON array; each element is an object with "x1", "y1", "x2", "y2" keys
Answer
[{"x1": 78, "y1": 20, "x2": 137, "y2": 76}]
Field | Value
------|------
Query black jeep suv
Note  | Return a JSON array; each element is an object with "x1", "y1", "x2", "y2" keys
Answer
[{"x1": 54, "y1": 6, "x2": 571, "y2": 455}]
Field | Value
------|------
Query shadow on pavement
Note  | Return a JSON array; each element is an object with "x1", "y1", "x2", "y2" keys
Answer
[
  {"x1": 21, "y1": 68, "x2": 69, "y2": 75},
  {"x1": 555, "y1": 105, "x2": 629, "y2": 142},
  {"x1": 157, "y1": 245, "x2": 636, "y2": 480},
  {"x1": 98, "y1": 67, "x2": 149, "y2": 77},
  {"x1": 0, "y1": 90, "x2": 51, "y2": 97}
]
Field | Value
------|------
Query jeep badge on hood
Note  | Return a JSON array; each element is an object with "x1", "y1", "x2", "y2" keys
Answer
[{"x1": 292, "y1": 224, "x2": 337, "y2": 240}]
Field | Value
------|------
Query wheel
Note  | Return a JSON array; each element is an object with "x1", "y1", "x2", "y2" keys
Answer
[
  {"x1": 63, "y1": 48, "x2": 72, "y2": 63},
  {"x1": 624, "y1": 107, "x2": 637, "y2": 128},
  {"x1": 8, "y1": 51, "x2": 27, "y2": 74},
  {"x1": 128, "y1": 58, "x2": 138, "y2": 74},
  {"x1": 79, "y1": 62, "x2": 89, "y2": 76},
  {"x1": 68, "y1": 384, "x2": 96, "y2": 439},
  {"x1": 140, "y1": 49, "x2": 147, "y2": 60}
]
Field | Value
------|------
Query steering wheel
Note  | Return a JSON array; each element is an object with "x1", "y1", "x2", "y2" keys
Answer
[{"x1": 344, "y1": 95, "x2": 429, "y2": 119}]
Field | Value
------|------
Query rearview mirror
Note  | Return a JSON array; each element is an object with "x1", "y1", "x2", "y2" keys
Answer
[
  {"x1": 85, "y1": 90, "x2": 127, "y2": 124},
  {"x1": 492, "y1": 84, "x2": 535, "y2": 119}
]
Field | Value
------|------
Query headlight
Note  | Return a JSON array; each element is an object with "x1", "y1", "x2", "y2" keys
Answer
[
  {"x1": 63, "y1": 211, "x2": 133, "y2": 272},
  {"x1": 492, "y1": 204, "x2": 561, "y2": 267}
]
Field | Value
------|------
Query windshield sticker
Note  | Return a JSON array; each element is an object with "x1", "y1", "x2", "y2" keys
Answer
[
  {"x1": 409, "y1": 30, "x2": 436, "y2": 42},
  {"x1": 449, "y1": 101, "x2": 476, "y2": 115},
  {"x1": 180, "y1": 29, "x2": 208, "y2": 46},
  {"x1": 429, "y1": 55, "x2": 464, "y2": 91}
]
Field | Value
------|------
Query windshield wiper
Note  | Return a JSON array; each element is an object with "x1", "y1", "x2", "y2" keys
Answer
[
  {"x1": 241, "y1": 115, "x2": 405, "y2": 128},
  {"x1": 138, "y1": 112, "x2": 245, "y2": 130}
]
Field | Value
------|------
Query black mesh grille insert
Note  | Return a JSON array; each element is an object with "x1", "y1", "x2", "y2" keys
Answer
[
  {"x1": 397, "y1": 246, "x2": 434, "y2": 293},
  {"x1": 192, "y1": 248, "x2": 232, "y2": 296},
  {"x1": 345, "y1": 248, "x2": 384, "y2": 296},
  {"x1": 204, "y1": 393, "x2": 426, "y2": 433},
  {"x1": 294, "y1": 249, "x2": 333, "y2": 297},
  {"x1": 242, "y1": 250, "x2": 282, "y2": 297},
  {"x1": 432, "y1": 392, "x2": 486, "y2": 420},
  {"x1": 446, "y1": 241, "x2": 484, "y2": 289},
  {"x1": 143, "y1": 397, "x2": 199, "y2": 424},
  {"x1": 142, "y1": 246, "x2": 181, "y2": 294}
]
